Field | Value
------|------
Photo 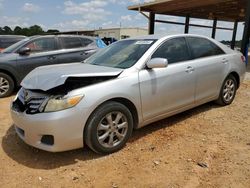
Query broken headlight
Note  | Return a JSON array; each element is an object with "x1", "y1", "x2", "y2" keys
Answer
[{"x1": 44, "y1": 94, "x2": 84, "y2": 112}]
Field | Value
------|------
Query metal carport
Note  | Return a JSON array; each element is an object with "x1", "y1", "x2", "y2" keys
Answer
[{"x1": 128, "y1": 0, "x2": 249, "y2": 56}]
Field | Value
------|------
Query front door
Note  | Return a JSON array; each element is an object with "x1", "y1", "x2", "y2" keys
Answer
[
  {"x1": 16, "y1": 37, "x2": 58, "y2": 80},
  {"x1": 139, "y1": 37, "x2": 196, "y2": 121}
]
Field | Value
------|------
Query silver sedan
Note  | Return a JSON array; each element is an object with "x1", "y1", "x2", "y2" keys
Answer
[{"x1": 11, "y1": 34, "x2": 246, "y2": 154}]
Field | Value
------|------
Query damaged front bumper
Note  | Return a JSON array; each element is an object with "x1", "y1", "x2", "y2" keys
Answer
[{"x1": 11, "y1": 104, "x2": 89, "y2": 152}]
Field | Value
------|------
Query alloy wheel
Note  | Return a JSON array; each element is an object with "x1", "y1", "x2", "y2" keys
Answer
[
  {"x1": 97, "y1": 111, "x2": 128, "y2": 148},
  {"x1": 223, "y1": 79, "x2": 235, "y2": 103},
  {"x1": 0, "y1": 77, "x2": 10, "y2": 96}
]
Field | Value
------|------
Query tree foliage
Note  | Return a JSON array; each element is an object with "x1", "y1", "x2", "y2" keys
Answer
[{"x1": 0, "y1": 25, "x2": 59, "y2": 36}]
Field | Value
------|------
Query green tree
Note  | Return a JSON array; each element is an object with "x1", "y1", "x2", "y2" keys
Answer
[
  {"x1": 0, "y1": 25, "x2": 60, "y2": 36},
  {"x1": 14, "y1": 26, "x2": 22, "y2": 35},
  {"x1": 3, "y1": 26, "x2": 12, "y2": 34},
  {"x1": 46, "y1": 29, "x2": 59, "y2": 34},
  {"x1": 0, "y1": 27, "x2": 4, "y2": 34},
  {"x1": 20, "y1": 28, "x2": 30, "y2": 36},
  {"x1": 28, "y1": 25, "x2": 44, "y2": 36}
]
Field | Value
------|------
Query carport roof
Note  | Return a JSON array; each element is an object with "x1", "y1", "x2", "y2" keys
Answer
[{"x1": 128, "y1": 0, "x2": 247, "y2": 22}]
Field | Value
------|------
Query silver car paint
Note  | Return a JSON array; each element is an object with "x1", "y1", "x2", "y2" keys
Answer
[
  {"x1": 139, "y1": 60, "x2": 196, "y2": 121},
  {"x1": 11, "y1": 34, "x2": 246, "y2": 152},
  {"x1": 12, "y1": 104, "x2": 87, "y2": 152}
]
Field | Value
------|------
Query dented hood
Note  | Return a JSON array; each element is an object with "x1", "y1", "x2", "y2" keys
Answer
[{"x1": 21, "y1": 63, "x2": 123, "y2": 91}]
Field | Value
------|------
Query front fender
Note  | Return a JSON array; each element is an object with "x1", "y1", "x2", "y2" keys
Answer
[{"x1": 71, "y1": 72, "x2": 143, "y2": 126}]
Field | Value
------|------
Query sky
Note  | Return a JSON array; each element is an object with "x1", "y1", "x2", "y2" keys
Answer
[{"x1": 0, "y1": 0, "x2": 245, "y2": 41}]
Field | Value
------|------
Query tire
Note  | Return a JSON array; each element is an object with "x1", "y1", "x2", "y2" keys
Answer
[
  {"x1": 215, "y1": 75, "x2": 237, "y2": 106},
  {"x1": 0, "y1": 72, "x2": 15, "y2": 98},
  {"x1": 84, "y1": 101, "x2": 133, "y2": 154}
]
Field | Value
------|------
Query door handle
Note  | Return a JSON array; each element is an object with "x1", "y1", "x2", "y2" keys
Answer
[
  {"x1": 222, "y1": 58, "x2": 229, "y2": 64},
  {"x1": 80, "y1": 52, "x2": 89, "y2": 55},
  {"x1": 47, "y1": 56, "x2": 56, "y2": 60},
  {"x1": 185, "y1": 66, "x2": 195, "y2": 73},
  {"x1": 81, "y1": 49, "x2": 96, "y2": 55},
  {"x1": 80, "y1": 50, "x2": 90, "y2": 55}
]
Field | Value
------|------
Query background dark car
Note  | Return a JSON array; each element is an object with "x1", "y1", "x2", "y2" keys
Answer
[
  {"x1": 0, "y1": 35, "x2": 106, "y2": 97},
  {"x1": 0, "y1": 35, "x2": 26, "y2": 52}
]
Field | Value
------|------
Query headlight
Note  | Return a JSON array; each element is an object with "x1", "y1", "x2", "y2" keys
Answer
[{"x1": 44, "y1": 94, "x2": 84, "y2": 112}]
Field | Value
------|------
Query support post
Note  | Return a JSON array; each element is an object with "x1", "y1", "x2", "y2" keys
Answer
[
  {"x1": 211, "y1": 18, "x2": 217, "y2": 39},
  {"x1": 184, "y1": 15, "x2": 190, "y2": 34},
  {"x1": 148, "y1": 12, "x2": 155, "y2": 35},
  {"x1": 241, "y1": 0, "x2": 250, "y2": 56},
  {"x1": 231, "y1": 20, "x2": 238, "y2": 49}
]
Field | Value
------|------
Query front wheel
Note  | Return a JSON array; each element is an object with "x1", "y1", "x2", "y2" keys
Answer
[
  {"x1": 84, "y1": 101, "x2": 133, "y2": 154},
  {"x1": 215, "y1": 75, "x2": 237, "y2": 106}
]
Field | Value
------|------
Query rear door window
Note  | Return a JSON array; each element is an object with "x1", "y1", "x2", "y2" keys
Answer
[
  {"x1": 60, "y1": 37, "x2": 83, "y2": 49},
  {"x1": 80, "y1": 38, "x2": 93, "y2": 47},
  {"x1": 186, "y1": 37, "x2": 225, "y2": 59},
  {"x1": 152, "y1": 37, "x2": 191, "y2": 64}
]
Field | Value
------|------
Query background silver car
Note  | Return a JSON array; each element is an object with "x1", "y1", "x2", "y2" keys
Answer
[{"x1": 11, "y1": 34, "x2": 246, "y2": 154}]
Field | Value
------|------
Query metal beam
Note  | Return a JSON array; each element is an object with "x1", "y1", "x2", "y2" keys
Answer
[
  {"x1": 148, "y1": 12, "x2": 155, "y2": 35},
  {"x1": 155, "y1": 19, "x2": 185, "y2": 26},
  {"x1": 231, "y1": 20, "x2": 238, "y2": 49},
  {"x1": 211, "y1": 18, "x2": 217, "y2": 39},
  {"x1": 241, "y1": 0, "x2": 250, "y2": 55},
  {"x1": 139, "y1": 7, "x2": 149, "y2": 19},
  {"x1": 155, "y1": 19, "x2": 233, "y2": 31},
  {"x1": 184, "y1": 15, "x2": 190, "y2": 34}
]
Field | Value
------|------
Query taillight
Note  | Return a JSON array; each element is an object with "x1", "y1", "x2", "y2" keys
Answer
[{"x1": 241, "y1": 55, "x2": 246, "y2": 63}]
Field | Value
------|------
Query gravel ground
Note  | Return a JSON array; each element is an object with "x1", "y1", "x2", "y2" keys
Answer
[{"x1": 0, "y1": 73, "x2": 250, "y2": 188}]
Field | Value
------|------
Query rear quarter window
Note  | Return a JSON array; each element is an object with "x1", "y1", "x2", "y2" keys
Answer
[{"x1": 186, "y1": 37, "x2": 225, "y2": 59}]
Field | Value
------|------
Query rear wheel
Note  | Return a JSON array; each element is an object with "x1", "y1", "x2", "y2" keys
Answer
[
  {"x1": 215, "y1": 75, "x2": 237, "y2": 106},
  {"x1": 0, "y1": 73, "x2": 15, "y2": 98},
  {"x1": 85, "y1": 101, "x2": 133, "y2": 154}
]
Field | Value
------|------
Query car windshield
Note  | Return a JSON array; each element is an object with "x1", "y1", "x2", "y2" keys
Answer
[
  {"x1": 2, "y1": 37, "x2": 30, "y2": 53},
  {"x1": 85, "y1": 39, "x2": 156, "y2": 69}
]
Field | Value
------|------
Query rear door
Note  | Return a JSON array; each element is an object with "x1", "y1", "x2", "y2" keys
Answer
[
  {"x1": 57, "y1": 36, "x2": 95, "y2": 64},
  {"x1": 16, "y1": 37, "x2": 58, "y2": 80},
  {"x1": 186, "y1": 37, "x2": 228, "y2": 103},
  {"x1": 139, "y1": 37, "x2": 196, "y2": 121}
]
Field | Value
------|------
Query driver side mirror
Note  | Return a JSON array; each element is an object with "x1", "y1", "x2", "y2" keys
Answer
[
  {"x1": 18, "y1": 47, "x2": 31, "y2": 55},
  {"x1": 146, "y1": 58, "x2": 168, "y2": 69}
]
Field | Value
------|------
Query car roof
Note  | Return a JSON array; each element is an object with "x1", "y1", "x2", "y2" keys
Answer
[
  {"x1": 125, "y1": 34, "x2": 214, "y2": 41},
  {"x1": 0, "y1": 35, "x2": 26, "y2": 38},
  {"x1": 29, "y1": 35, "x2": 96, "y2": 40}
]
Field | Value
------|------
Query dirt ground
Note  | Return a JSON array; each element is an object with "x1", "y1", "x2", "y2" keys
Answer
[{"x1": 0, "y1": 74, "x2": 250, "y2": 188}]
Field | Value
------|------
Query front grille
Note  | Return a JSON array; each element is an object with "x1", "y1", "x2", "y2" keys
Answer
[
  {"x1": 12, "y1": 88, "x2": 49, "y2": 114},
  {"x1": 26, "y1": 96, "x2": 48, "y2": 114}
]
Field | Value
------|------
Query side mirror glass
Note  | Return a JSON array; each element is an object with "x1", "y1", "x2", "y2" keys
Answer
[
  {"x1": 19, "y1": 47, "x2": 31, "y2": 55},
  {"x1": 146, "y1": 58, "x2": 168, "y2": 69}
]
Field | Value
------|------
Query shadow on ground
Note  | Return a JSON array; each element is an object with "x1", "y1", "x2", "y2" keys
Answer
[{"x1": 1, "y1": 102, "x2": 220, "y2": 170}]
